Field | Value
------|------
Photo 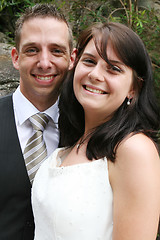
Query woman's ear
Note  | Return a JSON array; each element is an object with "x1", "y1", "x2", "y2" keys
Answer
[
  {"x1": 127, "y1": 89, "x2": 135, "y2": 100},
  {"x1": 69, "y1": 48, "x2": 77, "y2": 70},
  {"x1": 11, "y1": 47, "x2": 19, "y2": 70}
]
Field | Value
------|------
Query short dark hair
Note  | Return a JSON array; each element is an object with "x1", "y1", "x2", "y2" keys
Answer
[
  {"x1": 15, "y1": 3, "x2": 73, "y2": 52},
  {"x1": 59, "y1": 22, "x2": 160, "y2": 161}
]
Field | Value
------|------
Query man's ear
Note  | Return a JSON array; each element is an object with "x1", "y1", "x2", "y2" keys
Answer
[
  {"x1": 11, "y1": 47, "x2": 19, "y2": 70},
  {"x1": 69, "y1": 48, "x2": 77, "y2": 70}
]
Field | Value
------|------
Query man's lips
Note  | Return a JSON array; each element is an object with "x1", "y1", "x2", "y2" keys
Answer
[
  {"x1": 83, "y1": 85, "x2": 107, "y2": 94},
  {"x1": 33, "y1": 74, "x2": 57, "y2": 81}
]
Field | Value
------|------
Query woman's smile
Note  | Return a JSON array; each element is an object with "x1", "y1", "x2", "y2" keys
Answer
[{"x1": 83, "y1": 85, "x2": 107, "y2": 95}]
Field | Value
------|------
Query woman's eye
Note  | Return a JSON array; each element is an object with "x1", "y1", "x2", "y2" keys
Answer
[
  {"x1": 112, "y1": 65, "x2": 122, "y2": 72},
  {"x1": 83, "y1": 58, "x2": 96, "y2": 65},
  {"x1": 108, "y1": 65, "x2": 122, "y2": 73}
]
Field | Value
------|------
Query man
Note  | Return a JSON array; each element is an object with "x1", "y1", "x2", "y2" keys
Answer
[{"x1": 0, "y1": 3, "x2": 75, "y2": 240}]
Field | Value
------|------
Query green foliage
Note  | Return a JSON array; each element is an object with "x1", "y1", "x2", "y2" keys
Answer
[
  {"x1": 67, "y1": 0, "x2": 114, "y2": 35},
  {"x1": 0, "y1": 0, "x2": 35, "y2": 39},
  {"x1": 0, "y1": 0, "x2": 34, "y2": 12}
]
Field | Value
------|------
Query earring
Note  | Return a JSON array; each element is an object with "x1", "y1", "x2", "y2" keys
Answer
[{"x1": 127, "y1": 98, "x2": 131, "y2": 105}]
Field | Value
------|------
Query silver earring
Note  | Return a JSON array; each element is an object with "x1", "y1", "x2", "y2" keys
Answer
[{"x1": 127, "y1": 98, "x2": 131, "y2": 105}]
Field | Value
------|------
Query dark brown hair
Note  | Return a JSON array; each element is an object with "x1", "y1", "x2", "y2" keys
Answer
[
  {"x1": 59, "y1": 22, "x2": 160, "y2": 161},
  {"x1": 75, "y1": 22, "x2": 145, "y2": 103}
]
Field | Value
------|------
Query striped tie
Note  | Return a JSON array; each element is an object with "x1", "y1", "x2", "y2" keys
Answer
[{"x1": 24, "y1": 113, "x2": 49, "y2": 184}]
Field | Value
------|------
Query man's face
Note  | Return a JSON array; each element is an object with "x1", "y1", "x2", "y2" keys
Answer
[{"x1": 12, "y1": 17, "x2": 75, "y2": 110}]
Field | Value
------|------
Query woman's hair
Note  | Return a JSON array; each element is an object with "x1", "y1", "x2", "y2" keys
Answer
[{"x1": 59, "y1": 22, "x2": 160, "y2": 162}]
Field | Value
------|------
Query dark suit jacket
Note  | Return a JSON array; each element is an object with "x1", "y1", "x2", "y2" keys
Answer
[{"x1": 0, "y1": 95, "x2": 34, "y2": 240}]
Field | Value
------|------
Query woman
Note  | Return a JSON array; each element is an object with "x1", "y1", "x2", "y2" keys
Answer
[{"x1": 32, "y1": 22, "x2": 160, "y2": 240}]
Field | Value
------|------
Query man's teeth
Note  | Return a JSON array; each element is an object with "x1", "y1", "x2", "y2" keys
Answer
[
  {"x1": 86, "y1": 86, "x2": 104, "y2": 94},
  {"x1": 36, "y1": 76, "x2": 54, "y2": 80}
]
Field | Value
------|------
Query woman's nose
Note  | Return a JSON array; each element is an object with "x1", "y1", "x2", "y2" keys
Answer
[{"x1": 88, "y1": 66, "x2": 105, "y2": 82}]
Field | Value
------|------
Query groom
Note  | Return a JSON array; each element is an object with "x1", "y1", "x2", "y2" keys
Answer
[{"x1": 0, "y1": 3, "x2": 75, "y2": 240}]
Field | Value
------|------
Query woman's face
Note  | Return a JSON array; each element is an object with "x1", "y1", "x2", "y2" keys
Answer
[{"x1": 73, "y1": 39, "x2": 134, "y2": 123}]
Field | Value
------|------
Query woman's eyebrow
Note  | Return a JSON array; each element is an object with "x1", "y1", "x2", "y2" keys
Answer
[
  {"x1": 109, "y1": 59, "x2": 125, "y2": 66},
  {"x1": 82, "y1": 52, "x2": 96, "y2": 58}
]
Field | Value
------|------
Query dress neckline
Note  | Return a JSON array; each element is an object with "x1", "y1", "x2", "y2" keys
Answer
[{"x1": 49, "y1": 147, "x2": 107, "y2": 170}]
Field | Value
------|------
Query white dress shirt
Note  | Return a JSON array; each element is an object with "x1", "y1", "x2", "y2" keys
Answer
[{"x1": 13, "y1": 87, "x2": 59, "y2": 157}]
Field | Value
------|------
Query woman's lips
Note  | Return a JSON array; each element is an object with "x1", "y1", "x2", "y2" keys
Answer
[{"x1": 83, "y1": 85, "x2": 107, "y2": 94}]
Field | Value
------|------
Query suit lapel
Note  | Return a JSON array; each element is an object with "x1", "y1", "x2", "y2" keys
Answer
[{"x1": 0, "y1": 94, "x2": 31, "y2": 189}]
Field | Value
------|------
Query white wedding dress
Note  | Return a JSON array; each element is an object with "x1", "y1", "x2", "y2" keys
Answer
[{"x1": 32, "y1": 147, "x2": 113, "y2": 240}]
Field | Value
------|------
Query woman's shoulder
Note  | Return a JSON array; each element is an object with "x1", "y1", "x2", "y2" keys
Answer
[
  {"x1": 109, "y1": 133, "x2": 160, "y2": 185},
  {"x1": 117, "y1": 133, "x2": 159, "y2": 164},
  {"x1": 109, "y1": 132, "x2": 160, "y2": 200}
]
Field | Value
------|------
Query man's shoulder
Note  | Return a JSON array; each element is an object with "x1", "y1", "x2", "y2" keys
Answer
[
  {"x1": 0, "y1": 94, "x2": 13, "y2": 112},
  {"x1": 0, "y1": 94, "x2": 12, "y2": 104}
]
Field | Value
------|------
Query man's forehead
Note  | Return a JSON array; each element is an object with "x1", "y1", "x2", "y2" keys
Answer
[
  {"x1": 20, "y1": 18, "x2": 69, "y2": 40},
  {"x1": 22, "y1": 16, "x2": 68, "y2": 28}
]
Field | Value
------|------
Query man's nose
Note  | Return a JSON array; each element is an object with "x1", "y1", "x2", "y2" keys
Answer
[{"x1": 37, "y1": 50, "x2": 52, "y2": 70}]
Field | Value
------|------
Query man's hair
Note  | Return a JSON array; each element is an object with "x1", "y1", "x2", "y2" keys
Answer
[{"x1": 15, "y1": 3, "x2": 73, "y2": 52}]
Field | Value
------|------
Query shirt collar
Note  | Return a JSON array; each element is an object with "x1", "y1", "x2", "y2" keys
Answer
[{"x1": 13, "y1": 87, "x2": 59, "y2": 126}]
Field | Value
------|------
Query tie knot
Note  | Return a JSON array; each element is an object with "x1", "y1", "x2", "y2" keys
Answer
[{"x1": 29, "y1": 113, "x2": 49, "y2": 132}]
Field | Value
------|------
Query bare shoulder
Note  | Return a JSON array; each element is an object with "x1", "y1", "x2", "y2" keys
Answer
[
  {"x1": 109, "y1": 133, "x2": 160, "y2": 240},
  {"x1": 109, "y1": 133, "x2": 160, "y2": 191},
  {"x1": 117, "y1": 133, "x2": 159, "y2": 166}
]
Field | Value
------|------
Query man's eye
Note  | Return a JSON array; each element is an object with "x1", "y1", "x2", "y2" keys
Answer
[
  {"x1": 52, "y1": 49, "x2": 63, "y2": 55},
  {"x1": 25, "y1": 48, "x2": 38, "y2": 54}
]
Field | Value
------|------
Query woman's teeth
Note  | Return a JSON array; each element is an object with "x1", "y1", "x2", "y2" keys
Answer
[{"x1": 85, "y1": 86, "x2": 105, "y2": 94}]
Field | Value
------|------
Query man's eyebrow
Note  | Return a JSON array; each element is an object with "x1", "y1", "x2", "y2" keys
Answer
[
  {"x1": 50, "y1": 43, "x2": 68, "y2": 52},
  {"x1": 21, "y1": 42, "x2": 38, "y2": 49},
  {"x1": 21, "y1": 42, "x2": 68, "y2": 51}
]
